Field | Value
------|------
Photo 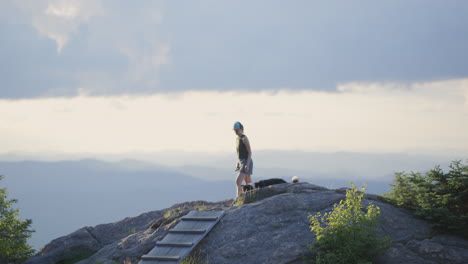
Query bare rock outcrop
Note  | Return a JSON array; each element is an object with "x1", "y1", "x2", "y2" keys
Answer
[{"x1": 24, "y1": 183, "x2": 468, "y2": 264}]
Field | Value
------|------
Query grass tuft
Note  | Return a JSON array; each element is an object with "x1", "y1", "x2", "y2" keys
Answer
[{"x1": 232, "y1": 191, "x2": 258, "y2": 206}]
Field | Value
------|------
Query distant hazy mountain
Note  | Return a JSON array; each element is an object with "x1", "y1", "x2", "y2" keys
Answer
[{"x1": 1, "y1": 159, "x2": 232, "y2": 250}]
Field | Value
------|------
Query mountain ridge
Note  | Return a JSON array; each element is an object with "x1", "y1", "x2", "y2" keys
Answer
[{"x1": 24, "y1": 182, "x2": 468, "y2": 264}]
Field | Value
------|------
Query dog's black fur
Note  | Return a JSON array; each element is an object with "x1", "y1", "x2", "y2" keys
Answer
[
  {"x1": 254, "y1": 178, "x2": 287, "y2": 188},
  {"x1": 242, "y1": 184, "x2": 254, "y2": 192}
]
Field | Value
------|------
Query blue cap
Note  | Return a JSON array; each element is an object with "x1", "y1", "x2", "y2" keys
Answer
[{"x1": 233, "y1": 121, "x2": 243, "y2": 130}]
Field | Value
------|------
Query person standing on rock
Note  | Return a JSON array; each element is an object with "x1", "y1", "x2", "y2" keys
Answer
[{"x1": 233, "y1": 121, "x2": 253, "y2": 197}]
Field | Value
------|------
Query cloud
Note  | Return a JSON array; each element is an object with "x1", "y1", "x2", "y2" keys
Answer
[
  {"x1": 10, "y1": 0, "x2": 103, "y2": 53},
  {"x1": 0, "y1": 0, "x2": 170, "y2": 98},
  {"x1": 0, "y1": 1, "x2": 468, "y2": 98},
  {"x1": 1, "y1": 78, "x2": 467, "y2": 157},
  {"x1": 71, "y1": 2, "x2": 169, "y2": 96}
]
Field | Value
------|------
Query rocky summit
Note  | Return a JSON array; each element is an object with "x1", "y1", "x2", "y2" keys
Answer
[{"x1": 25, "y1": 182, "x2": 468, "y2": 264}]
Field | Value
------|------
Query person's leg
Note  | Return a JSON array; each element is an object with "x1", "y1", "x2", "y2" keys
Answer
[
  {"x1": 236, "y1": 172, "x2": 246, "y2": 197},
  {"x1": 245, "y1": 174, "x2": 252, "y2": 184},
  {"x1": 245, "y1": 160, "x2": 253, "y2": 184}
]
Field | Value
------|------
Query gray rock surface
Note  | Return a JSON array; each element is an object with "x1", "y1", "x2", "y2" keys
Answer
[{"x1": 24, "y1": 183, "x2": 468, "y2": 264}]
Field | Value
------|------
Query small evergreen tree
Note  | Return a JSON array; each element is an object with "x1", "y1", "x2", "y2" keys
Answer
[
  {"x1": 385, "y1": 160, "x2": 468, "y2": 237},
  {"x1": 309, "y1": 184, "x2": 391, "y2": 264},
  {"x1": 0, "y1": 175, "x2": 35, "y2": 264}
]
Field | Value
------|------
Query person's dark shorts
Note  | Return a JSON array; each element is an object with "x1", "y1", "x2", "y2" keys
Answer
[{"x1": 236, "y1": 158, "x2": 253, "y2": 175}]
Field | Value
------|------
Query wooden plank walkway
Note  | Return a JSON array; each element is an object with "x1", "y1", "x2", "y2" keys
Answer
[{"x1": 139, "y1": 210, "x2": 225, "y2": 264}]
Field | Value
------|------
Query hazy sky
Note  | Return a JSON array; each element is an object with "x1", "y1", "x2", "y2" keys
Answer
[{"x1": 1, "y1": 0, "x2": 467, "y2": 157}]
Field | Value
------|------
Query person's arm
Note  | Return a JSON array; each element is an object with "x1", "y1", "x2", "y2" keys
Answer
[{"x1": 243, "y1": 136, "x2": 252, "y2": 168}]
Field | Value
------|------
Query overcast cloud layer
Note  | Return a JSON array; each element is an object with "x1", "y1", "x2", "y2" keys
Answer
[
  {"x1": 1, "y1": 0, "x2": 468, "y2": 98},
  {"x1": 1, "y1": 78, "x2": 467, "y2": 156}
]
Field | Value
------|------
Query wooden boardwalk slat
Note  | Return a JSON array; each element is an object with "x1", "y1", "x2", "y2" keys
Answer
[
  {"x1": 181, "y1": 216, "x2": 218, "y2": 221},
  {"x1": 138, "y1": 210, "x2": 225, "y2": 264},
  {"x1": 147, "y1": 247, "x2": 187, "y2": 258},
  {"x1": 168, "y1": 229, "x2": 206, "y2": 234},
  {"x1": 140, "y1": 260, "x2": 178, "y2": 264},
  {"x1": 174, "y1": 220, "x2": 213, "y2": 230},
  {"x1": 156, "y1": 242, "x2": 193, "y2": 247},
  {"x1": 185, "y1": 211, "x2": 223, "y2": 217},
  {"x1": 141, "y1": 255, "x2": 180, "y2": 261}
]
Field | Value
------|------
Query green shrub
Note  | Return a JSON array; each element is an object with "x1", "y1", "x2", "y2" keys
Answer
[
  {"x1": 0, "y1": 175, "x2": 36, "y2": 264},
  {"x1": 384, "y1": 160, "x2": 468, "y2": 238},
  {"x1": 309, "y1": 184, "x2": 391, "y2": 264}
]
